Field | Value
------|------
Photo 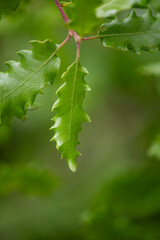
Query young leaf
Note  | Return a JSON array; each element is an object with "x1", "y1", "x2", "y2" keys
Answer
[
  {"x1": 0, "y1": 40, "x2": 60, "y2": 124},
  {"x1": 96, "y1": 0, "x2": 148, "y2": 18},
  {"x1": 99, "y1": 10, "x2": 160, "y2": 54},
  {"x1": 51, "y1": 60, "x2": 91, "y2": 172},
  {"x1": 65, "y1": 0, "x2": 102, "y2": 36}
]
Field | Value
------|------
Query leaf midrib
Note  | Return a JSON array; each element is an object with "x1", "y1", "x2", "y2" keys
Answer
[
  {"x1": 69, "y1": 60, "x2": 78, "y2": 143},
  {"x1": 100, "y1": 30, "x2": 160, "y2": 38}
]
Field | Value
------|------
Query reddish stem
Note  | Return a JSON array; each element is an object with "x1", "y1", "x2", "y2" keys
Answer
[
  {"x1": 69, "y1": 30, "x2": 81, "y2": 59},
  {"x1": 57, "y1": 33, "x2": 72, "y2": 49},
  {"x1": 54, "y1": 0, "x2": 70, "y2": 24},
  {"x1": 76, "y1": 41, "x2": 81, "y2": 59},
  {"x1": 54, "y1": 0, "x2": 98, "y2": 59}
]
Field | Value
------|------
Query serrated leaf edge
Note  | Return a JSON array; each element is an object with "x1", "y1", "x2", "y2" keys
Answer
[
  {"x1": 50, "y1": 59, "x2": 91, "y2": 172},
  {"x1": 0, "y1": 39, "x2": 61, "y2": 123},
  {"x1": 99, "y1": 10, "x2": 160, "y2": 54}
]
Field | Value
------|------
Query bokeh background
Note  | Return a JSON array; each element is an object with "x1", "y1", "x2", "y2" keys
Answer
[{"x1": 0, "y1": 0, "x2": 160, "y2": 239}]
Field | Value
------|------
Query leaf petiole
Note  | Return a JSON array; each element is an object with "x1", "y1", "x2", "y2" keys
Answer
[{"x1": 82, "y1": 36, "x2": 100, "y2": 41}]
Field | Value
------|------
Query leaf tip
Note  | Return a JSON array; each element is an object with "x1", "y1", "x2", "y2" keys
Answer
[
  {"x1": 129, "y1": 9, "x2": 138, "y2": 19},
  {"x1": 68, "y1": 160, "x2": 77, "y2": 172}
]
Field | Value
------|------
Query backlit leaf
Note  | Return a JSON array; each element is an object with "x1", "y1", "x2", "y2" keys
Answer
[
  {"x1": 51, "y1": 60, "x2": 90, "y2": 172},
  {"x1": 0, "y1": 40, "x2": 60, "y2": 124}
]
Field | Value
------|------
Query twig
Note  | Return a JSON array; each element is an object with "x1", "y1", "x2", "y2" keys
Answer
[
  {"x1": 57, "y1": 33, "x2": 72, "y2": 50},
  {"x1": 54, "y1": 0, "x2": 99, "y2": 59},
  {"x1": 54, "y1": 0, "x2": 70, "y2": 24}
]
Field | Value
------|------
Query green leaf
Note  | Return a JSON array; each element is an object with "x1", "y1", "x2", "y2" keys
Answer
[
  {"x1": 96, "y1": 0, "x2": 148, "y2": 18},
  {"x1": 99, "y1": 10, "x2": 160, "y2": 54},
  {"x1": 0, "y1": 39, "x2": 60, "y2": 124},
  {"x1": 51, "y1": 60, "x2": 91, "y2": 172},
  {"x1": 65, "y1": 0, "x2": 102, "y2": 36}
]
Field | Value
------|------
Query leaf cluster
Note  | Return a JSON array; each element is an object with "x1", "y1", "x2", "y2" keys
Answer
[{"x1": 1, "y1": 0, "x2": 160, "y2": 171}]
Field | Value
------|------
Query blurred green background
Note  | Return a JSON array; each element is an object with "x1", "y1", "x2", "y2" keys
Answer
[{"x1": 0, "y1": 0, "x2": 160, "y2": 239}]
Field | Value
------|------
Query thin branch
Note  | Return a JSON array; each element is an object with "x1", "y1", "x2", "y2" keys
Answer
[
  {"x1": 54, "y1": 0, "x2": 70, "y2": 24},
  {"x1": 57, "y1": 33, "x2": 72, "y2": 51}
]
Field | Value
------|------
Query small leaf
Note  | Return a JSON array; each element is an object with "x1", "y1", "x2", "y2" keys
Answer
[
  {"x1": 99, "y1": 10, "x2": 160, "y2": 54},
  {"x1": 0, "y1": 39, "x2": 60, "y2": 124},
  {"x1": 51, "y1": 60, "x2": 91, "y2": 172},
  {"x1": 96, "y1": 0, "x2": 148, "y2": 18}
]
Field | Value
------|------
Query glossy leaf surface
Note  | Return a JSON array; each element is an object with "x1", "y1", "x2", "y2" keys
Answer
[
  {"x1": 99, "y1": 10, "x2": 160, "y2": 54},
  {"x1": 51, "y1": 60, "x2": 90, "y2": 172},
  {"x1": 0, "y1": 40, "x2": 60, "y2": 124}
]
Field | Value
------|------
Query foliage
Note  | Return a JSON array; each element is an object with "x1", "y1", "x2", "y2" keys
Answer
[
  {"x1": 0, "y1": 40, "x2": 60, "y2": 124},
  {"x1": 99, "y1": 10, "x2": 160, "y2": 54},
  {"x1": 51, "y1": 60, "x2": 90, "y2": 171},
  {"x1": 1, "y1": 0, "x2": 160, "y2": 171},
  {"x1": 1, "y1": 1, "x2": 160, "y2": 239}
]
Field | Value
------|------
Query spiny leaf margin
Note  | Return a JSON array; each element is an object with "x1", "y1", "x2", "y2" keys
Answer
[
  {"x1": 0, "y1": 39, "x2": 61, "y2": 124},
  {"x1": 99, "y1": 10, "x2": 160, "y2": 54},
  {"x1": 51, "y1": 60, "x2": 91, "y2": 172}
]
